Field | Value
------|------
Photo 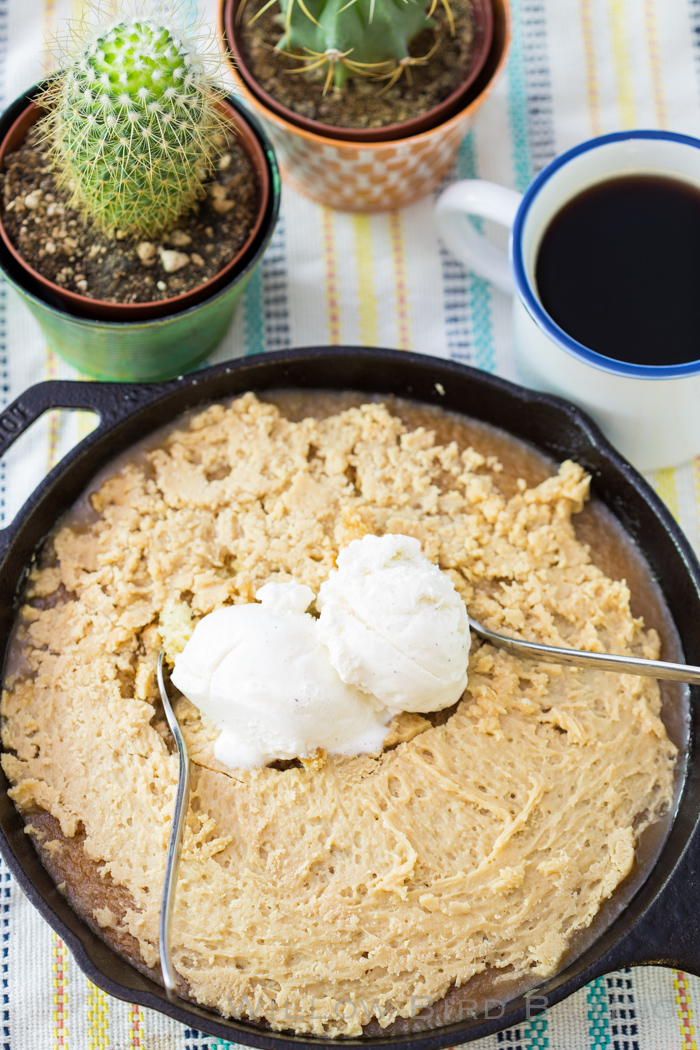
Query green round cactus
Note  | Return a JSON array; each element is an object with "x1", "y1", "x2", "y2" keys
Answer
[
  {"x1": 269, "y1": 0, "x2": 444, "y2": 90},
  {"x1": 40, "y1": 15, "x2": 224, "y2": 238}
]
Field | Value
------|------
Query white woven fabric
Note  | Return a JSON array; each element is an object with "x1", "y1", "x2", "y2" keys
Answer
[{"x1": 0, "y1": 0, "x2": 699, "y2": 1047}]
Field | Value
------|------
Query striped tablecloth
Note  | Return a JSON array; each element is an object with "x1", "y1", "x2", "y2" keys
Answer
[{"x1": 1, "y1": 0, "x2": 700, "y2": 1047}]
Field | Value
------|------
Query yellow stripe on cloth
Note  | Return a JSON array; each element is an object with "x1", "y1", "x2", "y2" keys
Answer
[
  {"x1": 76, "y1": 410, "x2": 99, "y2": 441},
  {"x1": 45, "y1": 349, "x2": 62, "y2": 473},
  {"x1": 388, "y1": 211, "x2": 412, "y2": 351},
  {"x1": 351, "y1": 215, "x2": 379, "y2": 348},
  {"x1": 321, "y1": 207, "x2": 342, "y2": 346},
  {"x1": 643, "y1": 0, "x2": 668, "y2": 128},
  {"x1": 52, "y1": 934, "x2": 69, "y2": 1050},
  {"x1": 608, "y1": 0, "x2": 637, "y2": 129},
  {"x1": 654, "y1": 466, "x2": 680, "y2": 521},
  {"x1": 41, "y1": 0, "x2": 56, "y2": 69},
  {"x1": 674, "y1": 971, "x2": 697, "y2": 1050},
  {"x1": 87, "y1": 981, "x2": 109, "y2": 1049},
  {"x1": 579, "y1": 0, "x2": 604, "y2": 136}
]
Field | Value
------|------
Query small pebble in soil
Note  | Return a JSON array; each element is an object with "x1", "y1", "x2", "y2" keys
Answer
[
  {"x1": 159, "y1": 249, "x2": 190, "y2": 274},
  {"x1": 167, "y1": 229, "x2": 192, "y2": 248},
  {"x1": 208, "y1": 182, "x2": 235, "y2": 215},
  {"x1": 157, "y1": 281, "x2": 167, "y2": 292},
  {"x1": 136, "y1": 242, "x2": 157, "y2": 266}
]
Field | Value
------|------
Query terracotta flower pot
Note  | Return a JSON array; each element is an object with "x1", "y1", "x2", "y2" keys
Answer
[
  {"x1": 219, "y1": 0, "x2": 510, "y2": 212},
  {"x1": 0, "y1": 91, "x2": 271, "y2": 323},
  {"x1": 0, "y1": 82, "x2": 281, "y2": 381}
]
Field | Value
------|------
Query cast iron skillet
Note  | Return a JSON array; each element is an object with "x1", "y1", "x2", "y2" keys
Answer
[{"x1": 0, "y1": 347, "x2": 699, "y2": 1048}]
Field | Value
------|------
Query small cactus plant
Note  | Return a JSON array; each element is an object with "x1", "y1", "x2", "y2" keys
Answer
[
  {"x1": 39, "y1": 11, "x2": 225, "y2": 238},
  {"x1": 254, "y1": 0, "x2": 452, "y2": 92}
]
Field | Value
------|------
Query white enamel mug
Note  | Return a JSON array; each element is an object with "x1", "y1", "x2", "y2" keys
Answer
[{"x1": 435, "y1": 130, "x2": 700, "y2": 472}]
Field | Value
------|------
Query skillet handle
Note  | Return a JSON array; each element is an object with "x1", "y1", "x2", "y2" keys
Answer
[
  {"x1": 0, "y1": 377, "x2": 175, "y2": 547},
  {"x1": 0, "y1": 379, "x2": 174, "y2": 459}
]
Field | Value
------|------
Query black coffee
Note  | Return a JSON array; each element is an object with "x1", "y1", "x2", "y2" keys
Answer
[{"x1": 535, "y1": 174, "x2": 700, "y2": 366}]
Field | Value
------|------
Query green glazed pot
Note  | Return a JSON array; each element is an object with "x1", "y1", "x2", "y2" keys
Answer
[
  {"x1": 0, "y1": 84, "x2": 281, "y2": 382},
  {"x1": 1, "y1": 266, "x2": 257, "y2": 382}
]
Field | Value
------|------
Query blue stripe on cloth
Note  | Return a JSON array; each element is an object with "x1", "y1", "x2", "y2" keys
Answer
[
  {"x1": 261, "y1": 213, "x2": 291, "y2": 352},
  {"x1": 183, "y1": 1028, "x2": 213, "y2": 1048},
  {"x1": 456, "y1": 133, "x2": 497, "y2": 373},
  {"x1": 507, "y1": 0, "x2": 556, "y2": 191},
  {"x1": 519, "y1": 2, "x2": 556, "y2": 174},
  {"x1": 210, "y1": 208, "x2": 290, "y2": 363},
  {"x1": 183, "y1": 1028, "x2": 235, "y2": 1048},
  {"x1": 440, "y1": 246, "x2": 473, "y2": 364},
  {"x1": 528, "y1": 1012, "x2": 549, "y2": 1049},
  {"x1": 507, "y1": 0, "x2": 534, "y2": 192},
  {"x1": 496, "y1": 1017, "x2": 549, "y2": 1049},
  {"x1": 243, "y1": 263, "x2": 265, "y2": 357},
  {"x1": 436, "y1": 131, "x2": 496, "y2": 371},
  {"x1": 588, "y1": 975, "x2": 611, "y2": 1049},
  {"x1": 438, "y1": 139, "x2": 476, "y2": 366},
  {"x1": 607, "y1": 970, "x2": 639, "y2": 1050},
  {"x1": 498, "y1": 1025, "x2": 528, "y2": 1048},
  {"x1": 183, "y1": 1026, "x2": 202, "y2": 1047},
  {"x1": 688, "y1": 0, "x2": 700, "y2": 118},
  {"x1": 0, "y1": 861, "x2": 10, "y2": 1050}
]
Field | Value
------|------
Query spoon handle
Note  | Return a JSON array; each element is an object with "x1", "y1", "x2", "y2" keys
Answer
[
  {"x1": 156, "y1": 652, "x2": 191, "y2": 1002},
  {"x1": 468, "y1": 617, "x2": 700, "y2": 686}
]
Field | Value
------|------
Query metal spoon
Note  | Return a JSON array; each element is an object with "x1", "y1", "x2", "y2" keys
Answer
[
  {"x1": 156, "y1": 651, "x2": 191, "y2": 1002},
  {"x1": 468, "y1": 616, "x2": 700, "y2": 685}
]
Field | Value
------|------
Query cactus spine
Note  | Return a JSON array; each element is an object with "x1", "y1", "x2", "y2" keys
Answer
[
  {"x1": 40, "y1": 14, "x2": 224, "y2": 238},
  {"x1": 272, "y1": 0, "x2": 443, "y2": 90}
]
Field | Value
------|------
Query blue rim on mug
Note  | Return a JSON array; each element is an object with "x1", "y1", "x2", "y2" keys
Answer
[{"x1": 510, "y1": 129, "x2": 700, "y2": 380}]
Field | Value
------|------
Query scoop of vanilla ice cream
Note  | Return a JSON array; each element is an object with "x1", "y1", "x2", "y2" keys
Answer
[
  {"x1": 317, "y1": 534, "x2": 470, "y2": 713},
  {"x1": 171, "y1": 581, "x2": 391, "y2": 769}
]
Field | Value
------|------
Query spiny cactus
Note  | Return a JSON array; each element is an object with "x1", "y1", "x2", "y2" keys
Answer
[
  {"x1": 269, "y1": 0, "x2": 450, "y2": 91},
  {"x1": 39, "y1": 12, "x2": 225, "y2": 238}
]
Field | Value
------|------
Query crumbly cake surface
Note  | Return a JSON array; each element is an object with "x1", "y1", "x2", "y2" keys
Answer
[{"x1": 1, "y1": 394, "x2": 677, "y2": 1036}]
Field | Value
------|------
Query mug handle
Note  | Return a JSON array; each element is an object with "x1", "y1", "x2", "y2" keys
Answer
[{"x1": 435, "y1": 181, "x2": 523, "y2": 294}]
